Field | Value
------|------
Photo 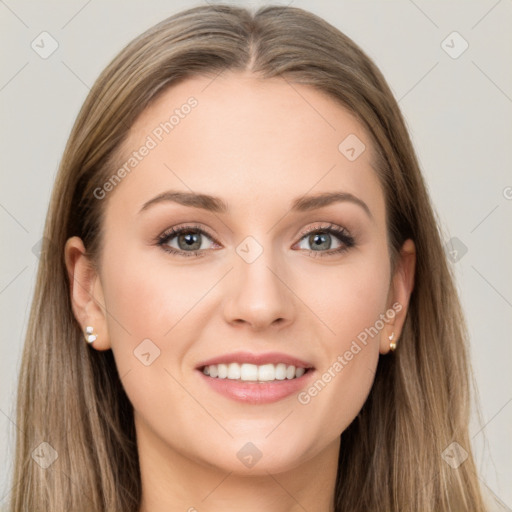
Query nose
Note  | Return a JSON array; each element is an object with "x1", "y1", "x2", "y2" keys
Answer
[{"x1": 222, "y1": 246, "x2": 295, "y2": 332}]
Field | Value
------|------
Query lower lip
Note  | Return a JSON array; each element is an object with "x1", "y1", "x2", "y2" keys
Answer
[{"x1": 197, "y1": 369, "x2": 315, "y2": 404}]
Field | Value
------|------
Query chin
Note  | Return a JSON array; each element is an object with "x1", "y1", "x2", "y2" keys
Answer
[{"x1": 195, "y1": 435, "x2": 319, "y2": 476}]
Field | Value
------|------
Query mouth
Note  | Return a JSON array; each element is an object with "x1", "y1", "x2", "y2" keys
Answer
[
  {"x1": 200, "y1": 362, "x2": 312, "y2": 382},
  {"x1": 195, "y1": 352, "x2": 315, "y2": 404}
]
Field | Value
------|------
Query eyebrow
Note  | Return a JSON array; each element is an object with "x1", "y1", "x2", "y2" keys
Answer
[{"x1": 139, "y1": 190, "x2": 372, "y2": 219}]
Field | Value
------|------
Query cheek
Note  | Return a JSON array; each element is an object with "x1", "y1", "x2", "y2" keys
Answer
[
  {"x1": 97, "y1": 241, "x2": 221, "y2": 397},
  {"x1": 98, "y1": 248, "x2": 220, "y2": 437},
  {"x1": 335, "y1": 265, "x2": 389, "y2": 340},
  {"x1": 299, "y1": 252, "x2": 390, "y2": 345},
  {"x1": 293, "y1": 252, "x2": 390, "y2": 433},
  {"x1": 100, "y1": 246, "x2": 219, "y2": 343}
]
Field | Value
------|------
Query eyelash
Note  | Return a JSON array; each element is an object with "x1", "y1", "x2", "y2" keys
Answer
[{"x1": 156, "y1": 223, "x2": 355, "y2": 258}]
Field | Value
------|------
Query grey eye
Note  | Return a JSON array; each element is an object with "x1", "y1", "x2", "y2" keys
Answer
[{"x1": 297, "y1": 231, "x2": 342, "y2": 252}]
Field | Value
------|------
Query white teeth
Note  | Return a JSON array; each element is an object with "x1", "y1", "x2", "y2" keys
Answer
[
  {"x1": 227, "y1": 362, "x2": 241, "y2": 379},
  {"x1": 218, "y1": 363, "x2": 228, "y2": 379},
  {"x1": 240, "y1": 363, "x2": 258, "y2": 381},
  {"x1": 286, "y1": 365, "x2": 296, "y2": 379},
  {"x1": 202, "y1": 362, "x2": 309, "y2": 381},
  {"x1": 275, "y1": 363, "x2": 287, "y2": 380},
  {"x1": 258, "y1": 364, "x2": 275, "y2": 382}
]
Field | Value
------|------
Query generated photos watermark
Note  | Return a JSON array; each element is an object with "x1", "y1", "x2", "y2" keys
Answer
[
  {"x1": 93, "y1": 96, "x2": 198, "y2": 200},
  {"x1": 297, "y1": 301, "x2": 402, "y2": 405}
]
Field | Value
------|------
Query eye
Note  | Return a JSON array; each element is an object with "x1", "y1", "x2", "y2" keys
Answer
[
  {"x1": 156, "y1": 223, "x2": 355, "y2": 258},
  {"x1": 294, "y1": 224, "x2": 355, "y2": 257},
  {"x1": 157, "y1": 225, "x2": 218, "y2": 257}
]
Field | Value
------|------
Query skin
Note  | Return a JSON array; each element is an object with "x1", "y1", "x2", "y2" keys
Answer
[{"x1": 65, "y1": 71, "x2": 415, "y2": 512}]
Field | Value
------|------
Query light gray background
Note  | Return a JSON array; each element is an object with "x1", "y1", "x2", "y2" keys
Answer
[{"x1": 1, "y1": 0, "x2": 511, "y2": 508}]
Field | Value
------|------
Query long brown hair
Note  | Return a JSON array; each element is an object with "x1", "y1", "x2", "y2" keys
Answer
[{"x1": 10, "y1": 4, "x2": 487, "y2": 510}]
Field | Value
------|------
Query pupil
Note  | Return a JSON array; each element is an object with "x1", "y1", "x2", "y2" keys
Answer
[
  {"x1": 310, "y1": 232, "x2": 330, "y2": 251},
  {"x1": 179, "y1": 232, "x2": 201, "y2": 250}
]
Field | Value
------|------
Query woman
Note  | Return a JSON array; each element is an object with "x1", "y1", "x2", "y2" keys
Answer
[{"x1": 10, "y1": 4, "x2": 488, "y2": 511}]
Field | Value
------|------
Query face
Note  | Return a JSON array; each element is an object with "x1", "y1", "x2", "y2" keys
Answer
[{"x1": 68, "y1": 71, "x2": 413, "y2": 476}]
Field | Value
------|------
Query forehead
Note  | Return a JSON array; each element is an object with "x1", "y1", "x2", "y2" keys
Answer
[{"x1": 107, "y1": 71, "x2": 384, "y2": 223}]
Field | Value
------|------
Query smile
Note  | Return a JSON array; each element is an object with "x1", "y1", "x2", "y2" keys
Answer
[
  {"x1": 202, "y1": 362, "x2": 307, "y2": 381},
  {"x1": 196, "y1": 352, "x2": 316, "y2": 404}
]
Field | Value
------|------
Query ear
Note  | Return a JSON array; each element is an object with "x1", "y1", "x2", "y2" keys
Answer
[
  {"x1": 64, "y1": 236, "x2": 111, "y2": 351},
  {"x1": 380, "y1": 238, "x2": 416, "y2": 354}
]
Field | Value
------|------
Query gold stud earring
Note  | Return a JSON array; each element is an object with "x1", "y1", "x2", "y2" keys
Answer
[
  {"x1": 389, "y1": 332, "x2": 397, "y2": 351},
  {"x1": 84, "y1": 326, "x2": 97, "y2": 345}
]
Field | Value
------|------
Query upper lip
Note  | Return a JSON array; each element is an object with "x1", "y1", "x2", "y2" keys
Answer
[{"x1": 196, "y1": 351, "x2": 315, "y2": 370}]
